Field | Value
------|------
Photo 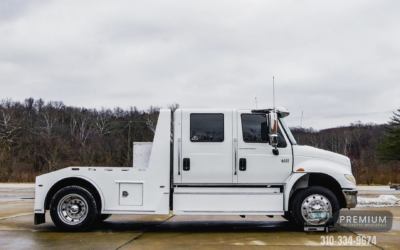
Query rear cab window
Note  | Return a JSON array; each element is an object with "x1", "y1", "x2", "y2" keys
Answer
[{"x1": 190, "y1": 114, "x2": 224, "y2": 142}]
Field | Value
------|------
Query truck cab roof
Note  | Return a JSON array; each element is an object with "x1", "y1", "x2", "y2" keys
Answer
[{"x1": 176, "y1": 107, "x2": 290, "y2": 118}]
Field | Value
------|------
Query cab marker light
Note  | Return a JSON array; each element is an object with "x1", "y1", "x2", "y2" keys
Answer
[
  {"x1": 344, "y1": 174, "x2": 356, "y2": 183},
  {"x1": 296, "y1": 168, "x2": 305, "y2": 172}
]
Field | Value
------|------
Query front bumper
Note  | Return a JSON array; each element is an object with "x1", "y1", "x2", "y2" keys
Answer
[{"x1": 342, "y1": 190, "x2": 358, "y2": 208}]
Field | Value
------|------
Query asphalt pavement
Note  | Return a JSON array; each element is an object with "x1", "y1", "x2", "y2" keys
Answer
[{"x1": 0, "y1": 184, "x2": 399, "y2": 249}]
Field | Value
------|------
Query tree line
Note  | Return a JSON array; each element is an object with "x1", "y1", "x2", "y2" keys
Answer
[
  {"x1": 0, "y1": 97, "x2": 398, "y2": 184},
  {"x1": 0, "y1": 97, "x2": 179, "y2": 182}
]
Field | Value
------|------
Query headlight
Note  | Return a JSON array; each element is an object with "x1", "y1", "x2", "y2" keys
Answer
[{"x1": 345, "y1": 174, "x2": 356, "y2": 184}]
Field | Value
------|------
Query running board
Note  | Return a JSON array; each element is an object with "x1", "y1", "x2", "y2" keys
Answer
[
  {"x1": 175, "y1": 210, "x2": 284, "y2": 215},
  {"x1": 173, "y1": 187, "x2": 284, "y2": 215}
]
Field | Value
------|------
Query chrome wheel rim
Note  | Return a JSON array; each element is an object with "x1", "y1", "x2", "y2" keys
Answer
[
  {"x1": 301, "y1": 194, "x2": 332, "y2": 225},
  {"x1": 57, "y1": 194, "x2": 88, "y2": 225}
]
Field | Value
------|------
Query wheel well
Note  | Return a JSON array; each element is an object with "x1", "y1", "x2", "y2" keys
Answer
[
  {"x1": 308, "y1": 173, "x2": 346, "y2": 208},
  {"x1": 288, "y1": 173, "x2": 346, "y2": 210},
  {"x1": 45, "y1": 178, "x2": 102, "y2": 211}
]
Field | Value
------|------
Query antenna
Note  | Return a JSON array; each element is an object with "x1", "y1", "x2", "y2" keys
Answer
[
  {"x1": 255, "y1": 97, "x2": 257, "y2": 108},
  {"x1": 301, "y1": 111, "x2": 303, "y2": 127},
  {"x1": 273, "y1": 76, "x2": 275, "y2": 112}
]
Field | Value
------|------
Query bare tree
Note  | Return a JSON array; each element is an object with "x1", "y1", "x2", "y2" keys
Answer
[
  {"x1": 0, "y1": 99, "x2": 21, "y2": 180},
  {"x1": 341, "y1": 130, "x2": 351, "y2": 156},
  {"x1": 147, "y1": 106, "x2": 161, "y2": 114},
  {"x1": 93, "y1": 108, "x2": 113, "y2": 137},
  {"x1": 167, "y1": 103, "x2": 180, "y2": 112},
  {"x1": 71, "y1": 108, "x2": 95, "y2": 165},
  {"x1": 29, "y1": 102, "x2": 64, "y2": 173}
]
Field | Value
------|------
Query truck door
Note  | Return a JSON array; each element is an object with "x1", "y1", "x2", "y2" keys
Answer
[
  {"x1": 235, "y1": 110, "x2": 292, "y2": 183},
  {"x1": 181, "y1": 110, "x2": 233, "y2": 183}
]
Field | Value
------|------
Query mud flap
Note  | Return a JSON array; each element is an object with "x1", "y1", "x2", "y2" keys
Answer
[{"x1": 34, "y1": 213, "x2": 46, "y2": 225}]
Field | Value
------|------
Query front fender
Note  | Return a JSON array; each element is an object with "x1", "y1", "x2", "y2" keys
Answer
[
  {"x1": 293, "y1": 156, "x2": 356, "y2": 189},
  {"x1": 283, "y1": 173, "x2": 307, "y2": 211}
]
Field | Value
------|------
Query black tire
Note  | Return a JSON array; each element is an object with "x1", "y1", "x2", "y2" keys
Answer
[
  {"x1": 50, "y1": 186, "x2": 98, "y2": 232},
  {"x1": 291, "y1": 186, "x2": 340, "y2": 229},
  {"x1": 281, "y1": 211, "x2": 295, "y2": 223},
  {"x1": 97, "y1": 214, "x2": 112, "y2": 222}
]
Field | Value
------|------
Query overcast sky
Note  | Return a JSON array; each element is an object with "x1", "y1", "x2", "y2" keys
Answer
[{"x1": 1, "y1": 0, "x2": 399, "y2": 129}]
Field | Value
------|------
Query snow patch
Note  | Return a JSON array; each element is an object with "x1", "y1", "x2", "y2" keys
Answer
[{"x1": 357, "y1": 195, "x2": 400, "y2": 207}]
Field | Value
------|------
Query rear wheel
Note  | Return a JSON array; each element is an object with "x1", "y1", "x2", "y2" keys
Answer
[
  {"x1": 50, "y1": 186, "x2": 98, "y2": 232},
  {"x1": 291, "y1": 186, "x2": 340, "y2": 229}
]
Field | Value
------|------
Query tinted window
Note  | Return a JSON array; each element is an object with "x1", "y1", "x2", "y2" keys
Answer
[
  {"x1": 190, "y1": 114, "x2": 224, "y2": 142},
  {"x1": 241, "y1": 114, "x2": 287, "y2": 147},
  {"x1": 241, "y1": 114, "x2": 269, "y2": 143}
]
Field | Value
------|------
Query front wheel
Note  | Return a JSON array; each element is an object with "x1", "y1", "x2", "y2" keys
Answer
[
  {"x1": 291, "y1": 186, "x2": 340, "y2": 229},
  {"x1": 50, "y1": 186, "x2": 98, "y2": 232}
]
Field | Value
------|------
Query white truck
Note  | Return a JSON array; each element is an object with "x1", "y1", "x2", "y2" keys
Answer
[{"x1": 33, "y1": 107, "x2": 357, "y2": 231}]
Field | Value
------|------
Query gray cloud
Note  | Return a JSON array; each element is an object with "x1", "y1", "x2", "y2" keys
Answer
[{"x1": 1, "y1": 0, "x2": 399, "y2": 129}]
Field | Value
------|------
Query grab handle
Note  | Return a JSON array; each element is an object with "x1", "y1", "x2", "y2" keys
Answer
[
  {"x1": 234, "y1": 138, "x2": 237, "y2": 175},
  {"x1": 178, "y1": 138, "x2": 181, "y2": 175}
]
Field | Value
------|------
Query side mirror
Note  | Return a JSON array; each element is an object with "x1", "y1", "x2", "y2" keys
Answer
[
  {"x1": 267, "y1": 112, "x2": 278, "y2": 147},
  {"x1": 269, "y1": 133, "x2": 279, "y2": 147},
  {"x1": 268, "y1": 112, "x2": 280, "y2": 156}
]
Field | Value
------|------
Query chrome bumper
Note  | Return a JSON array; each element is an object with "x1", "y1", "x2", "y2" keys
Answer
[{"x1": 342, "y1": 190, "x2": 358, "y2": 208}]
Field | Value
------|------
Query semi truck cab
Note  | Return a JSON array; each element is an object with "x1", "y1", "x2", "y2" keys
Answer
[{"x1": 34, "y1": 108, "x2": 357, "y2": 231}]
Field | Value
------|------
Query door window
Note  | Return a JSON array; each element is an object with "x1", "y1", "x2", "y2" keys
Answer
[
  {"x1": 241, "y1": 114, "x2": 287, "y2": 147},
  {"x1": 190, "y1": 114, "x2": 224, "y2": 142},
  {"x1": 241, "y1": 114, "x2": 269, "y2": 143}
]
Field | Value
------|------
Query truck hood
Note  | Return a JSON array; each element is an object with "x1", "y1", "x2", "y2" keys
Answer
[{"x1": 293, "y1": 145, "x2": 350, "y2": 167}]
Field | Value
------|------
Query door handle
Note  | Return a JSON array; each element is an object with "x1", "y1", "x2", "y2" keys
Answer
[
  {"x1": 183, "y1": 158, "x2": 190, "y2": 171},
  {"x1": 239, "y1": 158, "x2": 246, "y2": 171}
]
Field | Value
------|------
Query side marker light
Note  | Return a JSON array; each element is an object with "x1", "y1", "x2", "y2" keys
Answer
[
  {"x1": 344, "y1": 174, "x2": 356, "y2": 183},
  {"x1": 296, "y1": 168, "x2": 305, "y2": 172}
]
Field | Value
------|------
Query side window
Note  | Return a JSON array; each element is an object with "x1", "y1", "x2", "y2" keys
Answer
[
  {"x1": 241, "y1": 114, "x2": 287, "y2": 147},
  {"x1": 241, "y1": 114, "x2": 269, "y2": 143},
  {"x1": 190, "y1": 114, "x2": 224, "y2": 142}
]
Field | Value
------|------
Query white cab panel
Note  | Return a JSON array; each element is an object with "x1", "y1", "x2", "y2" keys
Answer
[
  {"x1": 236, "y1": 110, "x2": 293, "y2": 183},
  {"x1": 181, "y1": 109, "x2": 234, "y2": 183}
]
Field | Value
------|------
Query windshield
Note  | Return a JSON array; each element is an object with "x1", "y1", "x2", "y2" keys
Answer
[{"x1": 278, "y1": 116, "x2": 297, "y2": 145}]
